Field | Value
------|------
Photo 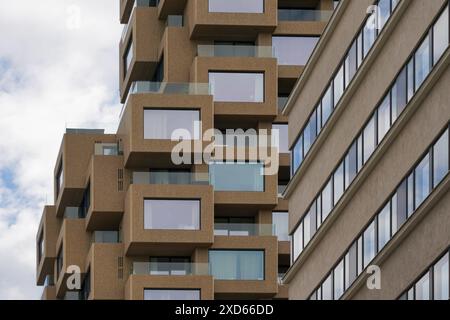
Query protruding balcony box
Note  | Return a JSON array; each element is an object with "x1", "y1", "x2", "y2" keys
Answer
[
  {"x1": 123, "y1": 184, "x2": 214, "y2": 256},
  {"x1": 192, "y1": 56, "x2": 278, "y2": 120},
  {"x1": 126, "y1": 273, "x2": 214, "y2": 300},
  {"x1": 54, "y1": 132, "x2": 118, "y2": 217},
  {"x1": 187, "y1": 0, "x2": 277, "y2": 39},
  {"x1": 55, "y1": 219, "x2": 90, "y2": 298},
  {"x1": 157, "y1": 0, "x2": 188, "y2": 19},
  {"x1": 117, "y1": 91, "x2": 213, "y2": 168},
  {"x1": 85, "y1": 154, "x2": 127, "y2": 231},
  {"x1": 120, "y1": 0, "x2": 159, "y2": 24},
  {"x1": 36, "y1": 206, "x2": 60, "y2": 285},
  {"x1": 211, "y1": 236, "x2": 278, "y2": 298},
  {"x1": 85, "y1": 243, "x2": 125, "y2": 300},
  {"x1": 120, "y1": 6, "x2": 163, "y2": 103}
]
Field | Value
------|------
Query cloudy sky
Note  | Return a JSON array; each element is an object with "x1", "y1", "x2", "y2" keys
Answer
[{"x1": 0, "y1": 1, "x2": 121, "y2": 299}]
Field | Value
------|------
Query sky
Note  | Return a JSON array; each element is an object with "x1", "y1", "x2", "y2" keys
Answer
[{"x1": 0, "y1": 1, "x2": 122, "y2": 299}]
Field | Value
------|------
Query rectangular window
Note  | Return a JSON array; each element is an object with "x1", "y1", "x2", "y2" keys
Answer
[
  {"x1": 321, "y1": 179, "x2": 333, "y2": 220},
  {"x1": 357, "y1": 32, "x2": 363, "y2": 67},
  {"x1": 144, "y1": 199, "x2": 200, "y2": 230},
  {"x1": 363, "y1": 17, "x2": 376, "y2": 57},
  {"x1": 209, "y1": 250, "x2": 264, "y2": 280},
  {"x1": 321, "y1": 85, "x2": 333, "y2": 126},
  {"x1": 377, "y1": 202, "x2": 391, "y2": 250},
  {"x1": 333, "y1": 162, "x2": 344, "y2": 205},
  {"x1": 293, "y1": 223, "x2": 303, "y2": 260},
  {"x1": 415, "y1": 272, "x2": 430, "y2": 300},
  {"x1": 415, "y1": 153, "x2": 431, "y2": 208},
  {"x1": 363, "y1": 221, "x2": 376, "y2": 268},
  {"x1": 272, "y1": 124, "x2": 289, "y2": 153},
  {"x1": 391, "y1": 68, "x2": 407, "y2": 120},
  {"x1": 378, "y1": 0, "x2": 391, "y2": 30},
  {"x1": 209, "y1": 162, "x2": 264, "y2": 192},
  {"x1": 322, "y1": 274, "x2": 333, "y2": 300},
  {"x1": 292, "y1": 134, "x2": 303, "y2": 173},
  {"x1": 345, "y1": 242, "x2": 358, "y2": 289},
  {"x1": 56, "y1": 159, "x2": 63, "y2": 198},
  {"x1": 37, "y1": 231, "x2": 44, "y2": 262},
  {"x1": 345, "y1": 40, "x2": 357, "y2": 87},
  {"x1": 144, "y1": 289, "x2": 200, "y2": 300},
  {"x1": 363, "y1": 115, "x2": 376, "y2": 163},
  {"x1": 345, "y1": 141, "x2": 358, "y2": 188},
  {"x1": 56, "y1": 245, "x2": 63, "y2": 280},
  {"x1": 272, "y1": 212, "x2": 289, "y2": 241},
  {"x1": 209, "y1": 72, "x2": 264, "y2": 102},
  {"x1": 415, "y1": 35, "x2": 431, "y2": 89},
  {"x1": 334, "y1": 65, "x2": 344, "y2": 105},
  {"x1": 144, "y1": 109, "x2": 200, "y2": 140},
  {"x1": 433, "y1": 6, "x2": 449, "y2": 65},
  {"x1": 303, "y1": 110, "x2": 317, "y2": 155},
  {"x1": 303, "y1": 211, "x2": 311, "y2": 246},
  {"x1": 407, "y1": 59, "x2": 415, "y2": 101},
  {"x1": 407, "y1": 173, "x2": 414, "y2": 217},
  {"x1": 124, "y1": 40, "x2": 133, "y2": 76},
  {"x1": 334, "y1": 260, "x2": 344, "y2": 299},
  {"x1": 433, "y1": 253, "x2": 449, "y2": 300},
  {"x1": 357, "y1": 134, "x2": 364, "y2": 171},
  {"x1": 377, "y1": 95, "x2": 391, "y2": 143},
  {"x1": 272, "y1": 36, "x2": 319, "y2": 65},
  {"x1": 433, "y1": 129, "x2": 449, "y2": 187},
  {"x1": 208, "y1": 0, "x2": 264, "y2": 13},
  {"x1": 394, "y1": 180, "x2": 408, "y2": 232}
]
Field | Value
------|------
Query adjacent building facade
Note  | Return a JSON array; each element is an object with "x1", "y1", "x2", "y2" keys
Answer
[
  {"x1": 283, "y1": 0, "x2": 450, "y2": 300},
  {"x1": 37, "y1": 0, "x2": 336, "y2": 300}
]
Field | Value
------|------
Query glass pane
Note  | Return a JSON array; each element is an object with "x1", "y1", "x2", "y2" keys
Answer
[
  {"x1": 322, "y1": 274, "x2": 333, "y2": 300},
  {"x1": 144, "y1": 109, "x2": 200, "y2": 140},
  {"x1": 304, "y1": 110, "x2": 317, "y2": 155},
  {"x1": 378, "y1": 0, "x2": 391, "y2": 30},
  {"x1": 357, "y1": 32, "x2": 363, "y2": 67},
  {"x1": 394, "y1": 180, "x2": 408, "y2": 232},
  {"x1": 322, "y1": 179, "x2": 333, "y2": 220},
  {"x1": 363, "y1": 221, "x2": 376, "y2": 268},
  {"x1": 210, "y1": 162, "x2": 264, "y2": 191},
  {"x1": 144, "y1": 289, "x2": 200, "y2": 300},
  {"x1": 363, "y1": 17, "x2": 376, "y2": 57},
  {"x1": 345, "y1": 40, "x2": 357, "y2": 87},
  {"x1": 433, "y1": 253, "x2": 449, "y2": 300},
  {"x1": 303, "y1": 211, "x2": 311, "y2": 246},
  {"x1": 208, "y1": 0, "x2": 264, "y2": 13},
  {"x1": 273, "y1": 36, "x2": 319, "y2": 65},
  {"x1": 391, "y1": 68, "x2": 407, "y2": 120},
  {"x1": 415, "y1": 153, "x2": 430, "y2": 209},
  {"x1": 345, "y1": 242, "x2": 358, "y2": 289},
  {"x1": 415, "y1": 35, "x2": 431, "y2": 89},
  {"x1": 415, "y1": 272, "x2": 430, "y2": 300},
  {"x1": 433, "y1": 130, "x2": 449, "y2": 187},
  {"x1": 363, "y1": 115, "x2": 376, "y2": 163},
  {"x1": 407, "y1": 59, "x2": 414, "y2": 101},
  {"x1": 357, "y1": 236, "x2": 363, "y2": 275},
  {"x1": 334, "y1": 260, "x2": 344, "y2": 299},
  {"x1": 321, "y1": 85, "x2": 333, "y2": 126},
  {"x1": 272, "y1": 124, "x2": 289, "y2": 153},
  {"x1": 273, "y1": 212, "x2": 289, "y2": 241},
  {"x1": 293, "y1": 223, "x2": 303, "y2": 260},
  {"x1": 292, "y1": 135, "x2": 303, "y2": 173},
  {"x1": 345, "y1": 141, "x2": 358, "y2": 188},
  {"x1": 144, "y1": 199, "x2": 200, "y2": 230},
  {"x1": 334, "y1": 65, "x2": 344, "y2": 105},
  {"x1": 209, "y1": 250, "x2": 264, "y2": 280},
  {"x1": 433, "y1": 6, "x2": 449, "y2": 65},
  {"x1": 334, "y1": 162, "x2": 344, "y2": 205},
  {"x1": 377, "y1": 95, "x2": 391, "y2": 143},
  {"x1": 209, "y1": 72, "x2": 264, "y2": 102},
  {"x1": 377, "y1": 202, "x2": 391, "y2": 250},
  {"x1": 407, "y1": 173, "x2": 415, "y2": 217}
]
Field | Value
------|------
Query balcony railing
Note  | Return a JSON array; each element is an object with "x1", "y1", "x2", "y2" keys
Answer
[
  {"x1": 214, "y1": 223, "x2": 274, "y2": 237},
  {"x1": 92, "y1": 231, "x2": 121, "y2": 243},
  {"x1": 94, "y1": 143, "x2": 121, "y2": 156},
  {"x1": 64, "y1": 207, "x2": 83, "y2": 219},
  {"x1": 277, "y1": 96, "x2": 289, "y2": 112},
  {"x1": 167, "y1": 15, "x2": 183, "y2": 27},
  {"x1": 278, "y1": 9, "x2": 333, "y2": 22},
  {"x1": 131, "y1": 172, "x2": 210, "y2": 185},
  {"x1": 197, "y1": 45, "x2": 273, "y2": 58},
  {"x1": 132, "y1": 262, "x2": 209, "y2": 276}
]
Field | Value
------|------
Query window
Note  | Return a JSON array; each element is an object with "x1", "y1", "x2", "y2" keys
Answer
[
  {"x1": 208, "y1": 0, "x2": 264, "y2": 13},
  {"x1": 433, "y1": 6, "x2": 449, "y2": 64},
  {"x1": 377, "y1": 202, "x2": 391, "y2": 250},
  {"x1": 56, "y1": 159, "x2": 63, "y2": 198},
  {"x1": 144, "y1": 199, "x2": 200, "y2": 230},
  {"x1": 363, "y1": 221, "x2": 376, "y2": 268},
  {"x1": 333, "y1": 162, "x2": 344, "y2": 205},
  {"x1": 334, "y1": 260, "x2": 344, "y2": 299},
  {"x1": 378, "y1": 0, "x2": 391, "y2": 30},
  {"x1": 272, "y1": 36, "x2": 319, "y2": 65},
  {"x1": 152, "y1": 55, "x2": 164, "y2": 82},
  {"x1": 149, "y1": 257, "x2": 191, "y2": 275},
  {"x1": 415, "y1": 153, "x2": 430, "y2": 208},
  {"x1": 80, "y1": 269, "x2": 91, "y2": 300},
  {"x1": 415, "y1": 272, "x2": 431, "y2": 300},
  {"x1": 363, "y1": 115, "x2": 376, "y2": 163},
  {"x1": 209, "y1": 162, "x2": 264, "y2": 192},
  {"x1": 144, "y1": 109, "x2": 200, "y2": 140},
  {"x1": 292, "y1": 134, "x2": 303, "y2": 172},
  {"x1": 433, "y1": 253, "x2": 449, "y2": 300},
  {"x1": 391, "y1": 68, "x2": 407, "y2": 119},
  {"x1": 334, "y1": 65, "x2": 344, "y2": 105},
  {"x1": 407, "y1": 59, "x2": 414, "y2": 101},
  {"x1": 79, "y1": 182, "x2": 90, "y2": 219},
  {"x1": 363, "y1": 17, "x2": 376, "y2": 57},
  {"x1": 377, "y1": 95, "x2": 391, "y2": 143},
  {"x1": 415, "y1": 35, "x2": 431, "y2": 89},
  {"x1": 394, "y1": 180, "x2": 408, "y2": 232},
  {"x1": 345, "y1": 242, "x2": 358, "y2": 289},
  {"x1": 144, "y1": 289, "x2": 200, "y2": 300},
  {"x1": 273, "y1": 212, "x2": 289, "y2": 241},
  {"x1": 124, "y1": 39, "x2": 133, "y2": 76},
  {"x1": 322, "y1": 179, "x2": 333, "y2": 220},
  {"x1": 322, "y1": 274, "x2": 333, "y2": 300},
  {"x1": 272, "y1": 124, "x2": 289, "y2": 153},
  {"x1": 37, "y1": 231, "x2": 44, "y2": 262},
  {"x1": 303, "y1": 110, "x2": 317, "y2": 155},
  {"x1": 433, "y1": 130, "x2": 449, "y2": 187},
  {"x1": 293, "y1": 223, "x2": 303, "y2": 260},
  {"x1": 345, "y1": 141, "x2": 357, "y2": 188},
  {"x1": 209, "y1": 250, "x2": 264, "y2": 280},
  {"x1": 344, "y1": 41, "x2": 357, "y2": 87},
  {"x1": 209, "y1": 72, "x2": 264, "y2": 102},
  {"x1": 56, "y1": 245, "x2": 63, "y2": 280},
  {"x1": 321, "y1": 85, "x2": 333, "y2": 126},
  {"x1": 407, "y1": 172, "x2": 415, "y2": 217},
  {"x1": 303, "y1": 211, "x2": 311, "y2": 246}
]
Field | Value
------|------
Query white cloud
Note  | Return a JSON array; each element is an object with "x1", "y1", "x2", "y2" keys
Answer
[{"x1": 0, "y1": 1, "x2": 122, "y2": 299}]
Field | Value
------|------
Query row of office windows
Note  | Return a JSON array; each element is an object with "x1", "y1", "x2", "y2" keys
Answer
[
  {"x1": 291, "y1": 0, "x2": 400, "y2": 177},
  {"x1": 290, "y1": 1, "x2": 450, "y2": 266},
  {"x1": 309, "y1": 124, "x2": 450, "y2": 300}
]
